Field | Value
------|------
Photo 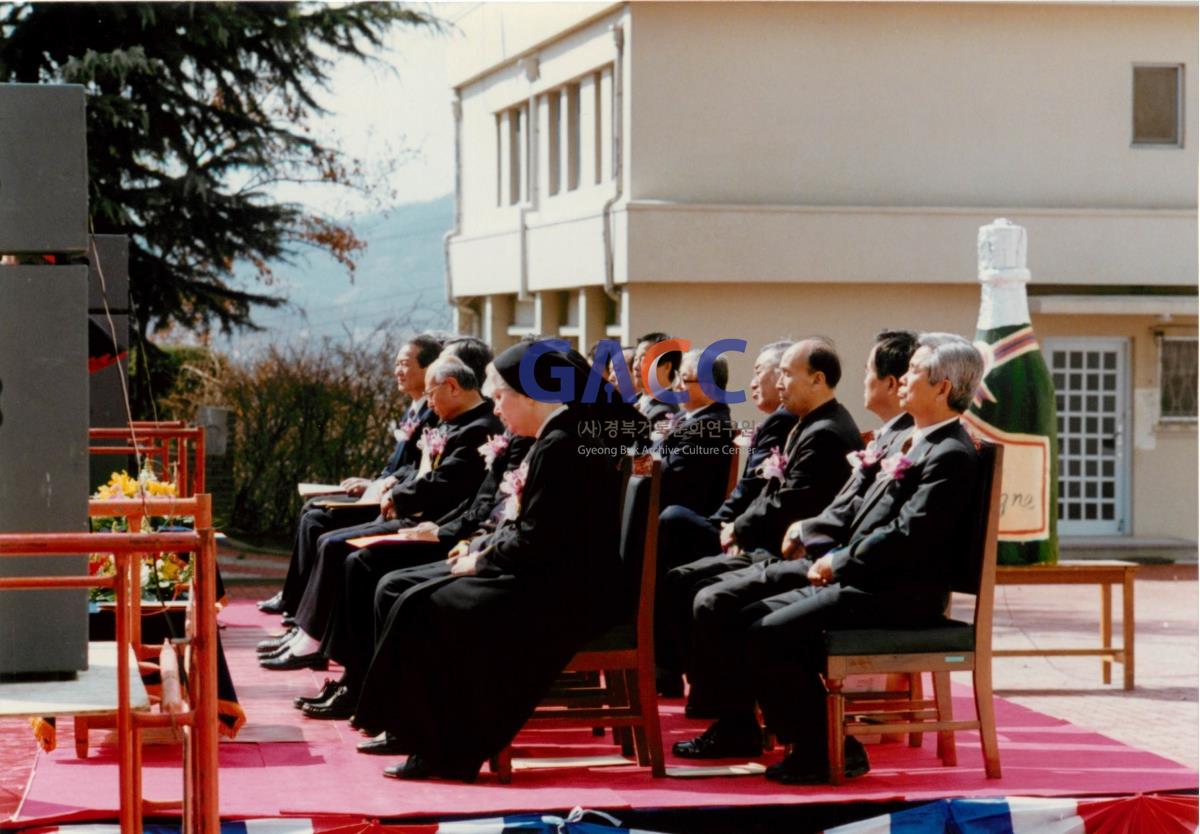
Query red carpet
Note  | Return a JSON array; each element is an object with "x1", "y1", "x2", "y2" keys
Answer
[{"x1": 8, "y1": 601, "x2": 1197, "y2": 826}]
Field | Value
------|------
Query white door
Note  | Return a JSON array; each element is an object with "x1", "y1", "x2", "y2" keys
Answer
[{"x1": 1045, "y1": 338, "x2": 1130, "y2": 535}]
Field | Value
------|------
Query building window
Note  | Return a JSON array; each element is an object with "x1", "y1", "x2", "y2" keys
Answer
[
  {"x1": 1159, "y1": 336, "x2": 1197, "y2": 421},
  {"x1": 496, "y1": 104, "x2": 528, "y2": 206},
  {"x1": 565, "y1": 82, "x2": 581, "y2": 191},
  {"x1": 546, "y1": 92, "x2": 561, "y2": 196},
  {"x1": 1133, "y1": 64, "x2": 1183, "y2": 146}
]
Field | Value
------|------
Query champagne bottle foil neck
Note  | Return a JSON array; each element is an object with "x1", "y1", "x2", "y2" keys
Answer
[{"x1": 977, "y1": 280, "x2": 1032, "y2": 330}]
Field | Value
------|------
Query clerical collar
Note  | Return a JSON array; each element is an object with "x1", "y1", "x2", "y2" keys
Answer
[
  {"x1": 536, "y1": 405, "x2": 569, "y2": 438},
  {"x1": 909, "y1": 415, "x2": 960, "y2": 453}
]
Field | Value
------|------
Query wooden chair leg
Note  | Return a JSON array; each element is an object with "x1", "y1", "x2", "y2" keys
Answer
[
  {"x1": 607, "y1": 671, "x2": 634, "y2": 756},
  {"x1": 932, "y1": 670, "x2": 957, "y2": 767},
  {"x1": 826, "y1": 677, "x2": 845, "y2": 785},
  {"x1": 624, "y1": 669, "x2": 649, "y2": 766},
  {"x1": 634, "y1": 663, "x2": 665, "y2": 777},
  {"x1": 490, "y1": 746, "x2": 513, "y2": 784},
  {"x1": 972, "y1": 665, "x2": 1002, "y2": 779},
  {"x1": 907, "y1": 672, "x2": 925, "y2": 748},
  {"x1": 74, "y1": 716, "x2": 89, "y2": 758}
]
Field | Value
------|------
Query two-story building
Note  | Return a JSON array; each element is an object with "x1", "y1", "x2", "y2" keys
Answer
[{"x1": 442, "y1": 1, "x2": 1198, "y2": 548}]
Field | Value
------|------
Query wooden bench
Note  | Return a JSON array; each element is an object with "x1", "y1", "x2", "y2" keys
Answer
[{"x1": 994, "y1": 559, "x2": 1138, "y2": 690}]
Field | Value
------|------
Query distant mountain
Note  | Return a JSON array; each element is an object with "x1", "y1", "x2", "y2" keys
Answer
[{"x1": 226, "y1": 194, "x2": 454, "y2": 351}]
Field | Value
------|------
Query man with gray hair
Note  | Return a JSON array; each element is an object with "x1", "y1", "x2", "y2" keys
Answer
[
  {"x1": 674, "y1": 333, "x2": 985, "y2": 785},
  {"x1": 262, "y1": 351, "x2": 502, "y2": 673}
]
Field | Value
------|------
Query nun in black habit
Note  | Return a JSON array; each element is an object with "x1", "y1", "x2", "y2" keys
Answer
[{"x1": 352, "y1": 341, "x2": 632, "y2": 782}]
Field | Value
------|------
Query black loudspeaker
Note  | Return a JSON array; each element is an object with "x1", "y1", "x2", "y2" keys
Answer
[
  {"x1": 0, "y1": 266, "x2": 90, "y2": 677},
  {"x1": 0, "y1": 83, "x2": 88, "y2": 254}
]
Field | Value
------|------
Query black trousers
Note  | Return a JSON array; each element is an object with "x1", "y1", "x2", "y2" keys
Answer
[
  {"x1": 281, "y1": 500, "x2": 382, "y2": 613},
  {"x1": 293, "y1": 517, "x2": 403, "y2": 643},
  {"x1": 687, "y1": 558, "x2": 813, "y2": 720},
  {"x1": 654, "y1": 505, "x2": 721, "y2": 672},
  {"x1": 661, "y1": 547, "x2": 775, "y2": 682},
  {"x1": 327, "y1": 540, "x2": 451, "y2": 690}
]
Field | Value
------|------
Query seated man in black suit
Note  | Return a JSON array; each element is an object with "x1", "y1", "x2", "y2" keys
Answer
[
  {"x1": 658, "y1": 338, "x2": 862, "y2": 712},
  {"x1": 645, "y1": 350, "x2": 740, "y2": 517},
  {"x1": 780, "y1": 330, "x2": 917, "y2": 559},
  {"x1": 351, "y1": 341, "x2": 626, "y2": 782},
  {"x1": 632, "y1": 331, "x2": 682, "y2": 425},
  {"x1": 264, "y1": 333, "x2": 442, "y2": 617},
  {"x1": 653, "y1": 340, "x2": 797, "y2": 691},
  {"x1": 292, "y1": 427, "x2": 534, "y2": 718},
  {"x1": 261, "y1": 353, "x2": 502, "y2": 670},
  {"x1": 674, "y1": 333, "x2": 984, "y2": 784}
]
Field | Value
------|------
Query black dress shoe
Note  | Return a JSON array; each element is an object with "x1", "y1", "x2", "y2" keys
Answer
[
  {"x1": 765, "y1": 738, "x2": 870, "y2": 784},
  {"x1": 383, "y1": 754, "x2": 478, "y2": 783},
  {"x1": 260, "y1": 649, "x2": 328, "y2": 671},
  {"x1": 383, "y1": 755, "x2": 434, "y2": 780},
  {"x1": 257, "y1": 627, "x2": 297, "y2": 654},
  {"x1": 356, "y1": 732, "x2": 406, "y2": 755},
  {"x1": 258, "y1": 641, "x2": 296, "y2": 661},
  {"x1": 672, "y1": 720, "x2": 763, "y2": 759},
  {"x1": 301, "y1": 686, "x2": 355, "y2": 719},
  {"x1": 257, "y1": 591, "x2": 287, "y2": 613},
  {"x1": 293, "y1": 678, "x2": 341, "y2": 709},
  {"x1": 281, "y1": 614, "x2": 296, "y2": 626}
]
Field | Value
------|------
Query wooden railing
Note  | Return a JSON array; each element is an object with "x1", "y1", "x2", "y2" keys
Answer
[
  {"x1": 90, "y1": 423, "x2": 206, "y2": 498},
  {"x1": 0, "y1": 494, "x2": 219, "y2": 834}
]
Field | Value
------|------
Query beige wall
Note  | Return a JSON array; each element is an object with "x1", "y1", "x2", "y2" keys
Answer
[{"x1": 629, "y1": 2, "x2": 1198, "y2": 209}]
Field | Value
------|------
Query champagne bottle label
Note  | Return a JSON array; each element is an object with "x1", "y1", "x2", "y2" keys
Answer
[{"x1": 966, "y1": 322, "x2": 1060, "y2": 565}]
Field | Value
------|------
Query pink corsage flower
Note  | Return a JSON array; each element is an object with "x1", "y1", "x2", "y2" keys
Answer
[
  {"x1": 417, "y1": 426, "x2": 449, "y2": 465},
  {"x1": 395, "y1": 414, "x2": 422, "y2": 443},
  {"x1": 879, "y1": 453, "x2": 914, "y2": 482},
  {"x1": 847, "y1": 446, "x2": 884, "y2": 471},
  {"x1": 478, "y1": 434, "x2": 510, "y2": 468},
  {"x1": 499, "y1": 461, "x2": 530, "y2": 521},
  {"x1": 758, "y1": 446, "x2": 788, "y2": 483}
]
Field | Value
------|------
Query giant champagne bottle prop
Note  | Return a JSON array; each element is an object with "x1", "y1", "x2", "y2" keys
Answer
[{"x1": 964, "y1": 218, "x2": 1059, "y2": 565}]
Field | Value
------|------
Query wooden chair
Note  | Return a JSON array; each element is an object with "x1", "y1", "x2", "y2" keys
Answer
[
  {"x1": 74, "y1": 495, "x2": 213, "y2": 758},
  {"x1": 492, "y1": 459, "x2": 665, "y2": 781},
  {"x1": 822, "y1": 442, "x2": 1003, "y2": 783},
  {"x1": 90, "y1": 423, "x2": 206, "y2": 497}
]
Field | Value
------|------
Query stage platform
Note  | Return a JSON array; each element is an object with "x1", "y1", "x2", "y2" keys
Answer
[{"x1": 5, "y1": 601, "x2": 1196, "y2": 830}]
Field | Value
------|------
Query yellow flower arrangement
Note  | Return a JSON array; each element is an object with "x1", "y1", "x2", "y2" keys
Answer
[{"x1": 90, "y1": 465, "x2": 189, "y2": 600}]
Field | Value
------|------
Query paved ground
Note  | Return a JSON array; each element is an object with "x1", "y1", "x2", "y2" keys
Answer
[{"x1": 1, "y1": 548, "x2": 1195, "y2": 821}]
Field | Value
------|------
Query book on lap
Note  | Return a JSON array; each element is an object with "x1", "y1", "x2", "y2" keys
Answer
[
  {"x1": 298, "y1": 482, "x2": 344, "y2": 498},
  {"x1": 311, "y1": 478, "x2": 388, "y2": 509},
  {"x1": 346, "y1": 528, "x2": 439, "y2": 548}
]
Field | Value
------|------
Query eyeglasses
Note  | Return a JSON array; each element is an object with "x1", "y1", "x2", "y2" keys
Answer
[{"x1": 422, "y1": 381, "x2": 446, "y2": 397}]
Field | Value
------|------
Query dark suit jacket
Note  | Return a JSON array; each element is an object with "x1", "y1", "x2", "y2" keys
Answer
[
  {"x1": 829, "y1": 420, "x2": 979, "y2": 611},
  {"x1": 802, "y1": 412, "x2": 914, "y2": 550},
  {"x1": 640, "y1": 395, "x2": 680, "y2": 426},
  {"x1": 389, "y1": 399, "x2": 503, "y2": 523},
  {"x1": 653, "y1": 402, "x2": 740, "y2": 517},
  {"x1": 434, "y1": 432, "x2": 534, "y2": 547},
  {"x1": 380, "y1": 399, "x2": 438, "y2": 481},
  {"x1": 711, "y1": 407, "x2": 799, "y2": 525},
  {"x1": 731, "y1": 398, "x2": 862, "y2": 554}
]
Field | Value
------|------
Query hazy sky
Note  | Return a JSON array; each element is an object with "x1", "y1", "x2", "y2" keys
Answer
[{"x1": 271, "y1": 3, "x2": 473, "y2": 218}]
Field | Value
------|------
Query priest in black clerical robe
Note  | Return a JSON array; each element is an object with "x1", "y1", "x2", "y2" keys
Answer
[{"x1": 352, "y1": 341, "x2": 628, "y2": 782}]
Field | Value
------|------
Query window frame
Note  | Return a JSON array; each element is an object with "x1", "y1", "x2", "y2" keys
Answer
[
  {"x1": 1131, "y1": 63, "x2": 1185, "y2": 149},
  {"x1": 1157, "y1": 334, "x2": 1198, "y2": 424}
]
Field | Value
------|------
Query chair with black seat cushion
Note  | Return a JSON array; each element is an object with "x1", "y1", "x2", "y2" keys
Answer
[
  {"x1": 491, "y1": 459, "x2": 664, "y2": 781},
  {"x1": 822, "y1": 442, "x2": 1003, "y2": 783}
]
